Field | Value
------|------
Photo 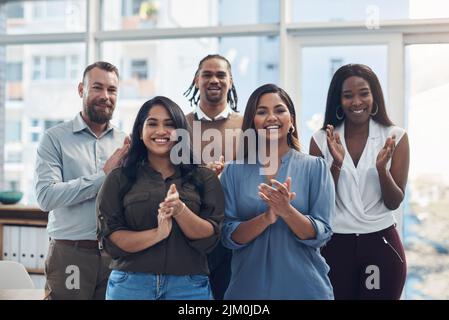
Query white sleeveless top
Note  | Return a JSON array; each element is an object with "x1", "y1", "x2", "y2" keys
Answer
[{"x1": 312, "y1": 119, "x2": 406, "y2": 234}]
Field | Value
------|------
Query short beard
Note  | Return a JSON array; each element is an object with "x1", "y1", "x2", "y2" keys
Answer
[
  {"x1": 204, "y1": 92, "x2": 224, "y2": 105},
  {"x1": 85, "y1": 104, "x2": 114, "y2": 124}
]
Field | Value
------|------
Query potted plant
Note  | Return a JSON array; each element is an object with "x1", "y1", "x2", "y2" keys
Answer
[{"x1": 139, "y1": 0, "x2": 159, "y2": 21}]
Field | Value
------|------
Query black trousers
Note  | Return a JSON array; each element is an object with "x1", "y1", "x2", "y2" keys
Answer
[
  {"x1": 207, "y1": 242, "x2": 231, "y2": 300},
  {"x1": 321, "y1": 224, "x2": 407, "y2": 300}
]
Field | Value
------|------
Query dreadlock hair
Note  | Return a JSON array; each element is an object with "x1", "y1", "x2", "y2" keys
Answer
[{"x1": 183, "y1": 54, "x2": 239, "y2": 112}]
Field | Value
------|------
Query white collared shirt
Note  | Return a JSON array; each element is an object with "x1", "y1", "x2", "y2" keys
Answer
[
  {"x1": 195, "y1": 105, "x2": 232, "y2": 121},
  {"x1": 312, "y1": 119, "x2": 406, "y2": 234}
]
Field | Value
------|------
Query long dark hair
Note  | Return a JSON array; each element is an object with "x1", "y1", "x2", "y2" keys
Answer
[
  {"x1": 323, "y1": 63, "x2": 393, "y2": 129},
  {"x1": 121, "y1": 96, "x2": 201, "y2": 194},
  {"x1": 183, "y1": 54, "x2": 238, "y2": 111},
  {"x1": 241, "y1": 84, "x2": 300, "y2": 159}
]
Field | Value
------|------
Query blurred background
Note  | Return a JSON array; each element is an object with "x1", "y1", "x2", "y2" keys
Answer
[{"x1": 0, "y1": 0, "x2": 448, "y2": 298}]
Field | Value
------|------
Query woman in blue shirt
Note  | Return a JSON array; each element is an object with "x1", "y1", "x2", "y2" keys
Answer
[{"x1": 220, "y1": 84, "x2": 335, "y2": 299}]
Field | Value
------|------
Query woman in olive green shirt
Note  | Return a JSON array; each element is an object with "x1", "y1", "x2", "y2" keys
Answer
[{"x1": 97, "y1": 96, "x2": 224, "y2": 300}]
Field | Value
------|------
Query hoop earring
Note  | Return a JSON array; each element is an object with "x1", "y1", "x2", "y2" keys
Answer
[
  {"x1": 371, "y1": 103, "x2": 379, "y2": 116},
  {"x1": 336, "y1": 106, "x2": 345, "y2": 120},
  {"x1": 289, "y1": 126, "x2": 295, "y2": 133}
]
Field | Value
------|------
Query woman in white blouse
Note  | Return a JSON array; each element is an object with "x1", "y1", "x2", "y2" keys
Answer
[{"x1": 310, "y1": 64, "x2": 409, "y2": 299}]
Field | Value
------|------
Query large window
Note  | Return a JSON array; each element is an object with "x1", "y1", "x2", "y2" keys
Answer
[
  {"x1": 32, "y1": 55, "x2": 80, "y2": 81},
  {"x1": 2, "y1": 43, "x2": 85, "y2": 204},
  {"x1": 291, "y1": 0, "x2": 449, "y2": 23},
  {"x1": 4, "y1": 0, "x2": 86, "y2": 34},
  {"x1": 404, "y1": 44, "x2": 449, "y2": 299},
  {"x1": 102, "y1": 0, "x2": 279, "y2": 30}
]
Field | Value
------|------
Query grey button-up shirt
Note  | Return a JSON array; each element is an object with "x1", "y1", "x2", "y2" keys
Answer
[{"x1": 34, "y1": 112, "x2": 126, "y2": 240}]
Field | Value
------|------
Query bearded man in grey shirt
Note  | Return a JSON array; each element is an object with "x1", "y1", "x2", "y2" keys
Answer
[{"x1": 34, "y1": 61, "x2": 129, "y2": 300}]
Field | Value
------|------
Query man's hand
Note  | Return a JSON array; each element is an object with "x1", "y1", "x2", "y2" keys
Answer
[
  {"x1": 103, "y1": 136, "x2": 131, "y2": 174},
  {"x1": 206, "y1": 155, "x2": 225, "y2": 176}
]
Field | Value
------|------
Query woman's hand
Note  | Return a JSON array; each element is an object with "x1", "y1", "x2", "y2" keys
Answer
[
  {"x1": 262, "y1": 206, "x2": 278, "y2": 225},
  {"x1": 258, "y1": 177, "x2": 296, "y2": 219},
  {"x1": 326, "y1": 124, "x2": 345, "y2": 166},
  {"x1": 157, "y1": 207, "x2": 173, "y2": 240},
  {"x1": 159, "y1": 184, "x2": 187, "y2": 217},
  {"x1": 376, "y1": 135, "x2": 396, "y2": 170},
  {"x1": 157, "y1": 183, "x2": 188, "y2": 240}
]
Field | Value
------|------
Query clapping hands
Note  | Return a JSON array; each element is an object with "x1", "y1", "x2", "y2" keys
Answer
[
  {"x1": 376, "y1": 135, "x2": 396, "y2": 170},
  {"x1": 258, "y1": 177, "x2": 296, "y2": 222},
  {"x1": 157, "y1": 184, "x2": 187, "y2": 240},
  {"x1": 326, "y1": 125, "x2": 345, "y2": 166}
]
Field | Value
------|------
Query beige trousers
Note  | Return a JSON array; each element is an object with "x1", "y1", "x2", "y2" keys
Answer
[{"x1": 44, "y1": 239, "x2": 111, "y2": 300}]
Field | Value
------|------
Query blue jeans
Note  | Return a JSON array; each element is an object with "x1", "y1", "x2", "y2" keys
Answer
[{"x1": 106, "y1": 270, "x2": 213, "y2": 300}]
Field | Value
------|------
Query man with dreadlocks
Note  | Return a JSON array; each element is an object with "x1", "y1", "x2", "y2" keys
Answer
[{"x1": 184, "y1": 54, "x2": 242, "y2": 300}]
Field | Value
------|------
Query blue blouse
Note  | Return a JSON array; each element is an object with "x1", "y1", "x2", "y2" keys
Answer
[{"x1": 220, "y1": 149, "x2": 335, "y2": 300}]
